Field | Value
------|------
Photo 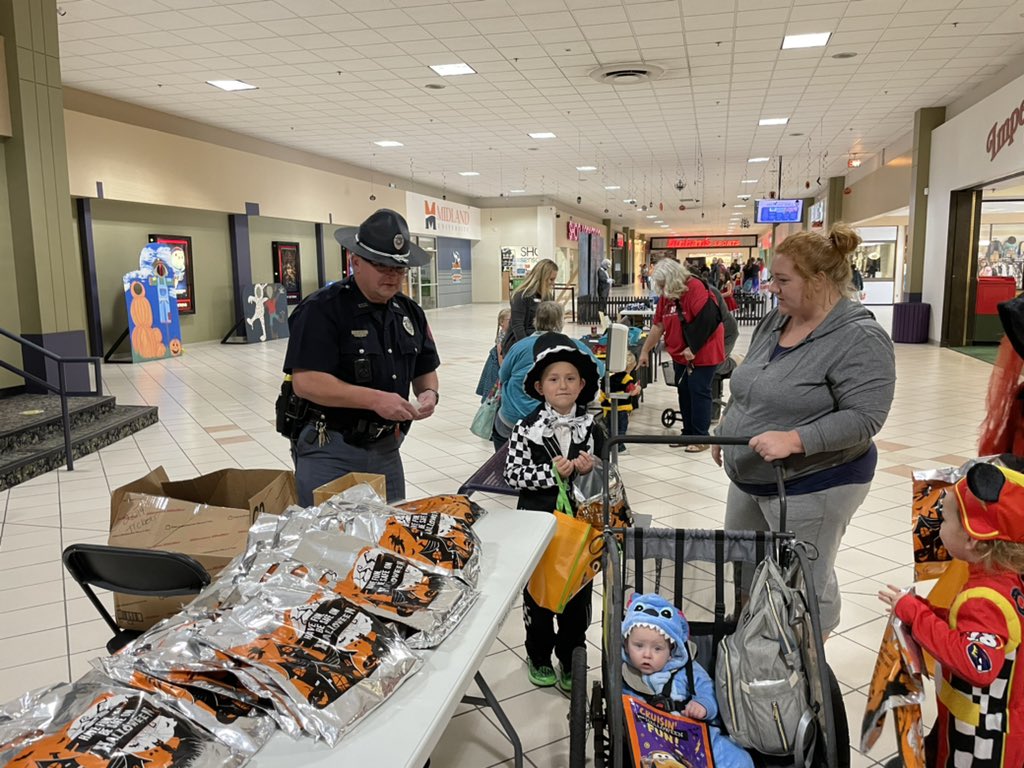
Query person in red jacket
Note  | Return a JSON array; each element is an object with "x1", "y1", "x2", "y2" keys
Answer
[
  {"x1": 638, "y1": 258, "x2": 724, "y2": 451},
  {"x1": 879, "y1": 462, "x2": 1024, "y2": 768}
]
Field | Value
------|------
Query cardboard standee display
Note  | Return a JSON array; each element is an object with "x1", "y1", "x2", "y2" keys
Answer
[{"x1": 108, "y1": 466, "x2": 297, "y2": 631}]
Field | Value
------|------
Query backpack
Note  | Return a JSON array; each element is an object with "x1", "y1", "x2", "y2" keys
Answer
[{"x1": 715, "y1": 555, "x2": 816, "y2": 765}]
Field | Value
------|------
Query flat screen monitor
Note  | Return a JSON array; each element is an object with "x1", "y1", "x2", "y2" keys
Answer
[{"x1": 755, "y1": 199, "x2": 803, "y2": 224}]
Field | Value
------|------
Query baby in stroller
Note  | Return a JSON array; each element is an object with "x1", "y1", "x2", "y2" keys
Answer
[{"x1": 622, "y1": 593, "x2": 752, "y2": 768}]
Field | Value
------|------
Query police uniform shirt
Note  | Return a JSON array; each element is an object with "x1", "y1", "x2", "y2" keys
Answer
[{"x1": 283, "y1": 276, "x2": 440, "y2": 426}]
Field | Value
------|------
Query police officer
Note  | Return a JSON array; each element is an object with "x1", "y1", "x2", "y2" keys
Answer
[{"x1": 283, "y1": 208, "x2": 440, "y2": 505}]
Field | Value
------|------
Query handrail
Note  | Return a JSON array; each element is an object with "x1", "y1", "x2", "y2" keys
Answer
[{"x1": 0, "y1": 327, "x2": 105, "y2": 473}]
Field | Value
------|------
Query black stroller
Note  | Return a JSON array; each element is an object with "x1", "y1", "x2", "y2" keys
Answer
[{"x1": 568, "y1": 434, "x2": 850, "y2": 768}]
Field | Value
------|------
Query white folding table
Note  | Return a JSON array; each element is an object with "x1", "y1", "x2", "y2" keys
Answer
[{"x1": 254, "y1": 506, "x2": 556, "y2": 768}]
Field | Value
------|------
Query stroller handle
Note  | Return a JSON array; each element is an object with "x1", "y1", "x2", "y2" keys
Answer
[{"x1": 599, "y1": 434, "x2": 789, "y2": 533}]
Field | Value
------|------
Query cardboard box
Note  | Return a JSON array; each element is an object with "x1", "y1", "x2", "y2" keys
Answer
[
  {"x1": 312, "y1": 472, "x2": 388, "y2": 506},
  {"x1": 108, "y1": 466, "x2": 297, "y2": 630}
]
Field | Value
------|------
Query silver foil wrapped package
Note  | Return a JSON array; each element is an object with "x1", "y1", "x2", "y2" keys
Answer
[
  {"x1": 290, "y1": 531, "x2": 479, "y2": 648},
  {"x1": 197, "y1": 588, "x2": 420, "y2": 745},
  {"x1": 396, "y1": 493, "x2": 489, "y2": 526},
  {"x1": 0, "y1": 670, "x2": 256, "y2": 768},
  {"x1": 322, "y1": 499, "x2": 481, "y2": 586}
]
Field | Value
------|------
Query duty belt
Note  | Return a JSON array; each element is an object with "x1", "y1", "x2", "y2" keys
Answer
[{"x1": 305, "y1": 409, "x2": 400, "y2": 447}]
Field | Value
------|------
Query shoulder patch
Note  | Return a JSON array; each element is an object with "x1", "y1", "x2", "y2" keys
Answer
[
  {"x1": 967, "y1": 643, "x2": 993, "y2": 673},
  {"x1": 1012, "y1": 587, "x2": 1024, "y2": 617},
  {"x1": 966, "y1": 632, "x2": 1003, "y2": 649}
]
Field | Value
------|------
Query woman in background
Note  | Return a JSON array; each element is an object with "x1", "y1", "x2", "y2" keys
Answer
[{"x1": 503, "y1": 258, "x2": 558, "y2": 356}]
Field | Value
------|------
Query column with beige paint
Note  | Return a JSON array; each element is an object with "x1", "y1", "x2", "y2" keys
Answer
[{"x1": 0, "y1": 0, "x2": 87, "y2": 384}]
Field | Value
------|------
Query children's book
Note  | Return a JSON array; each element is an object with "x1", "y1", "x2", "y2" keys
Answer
[{"x1": 622, "y1": 694, "x2": 715, "y2": 768}]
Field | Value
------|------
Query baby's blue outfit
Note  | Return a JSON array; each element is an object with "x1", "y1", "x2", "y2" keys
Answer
[{"x1": 621, "y1": 594, "x2": 753, "y2": 768}]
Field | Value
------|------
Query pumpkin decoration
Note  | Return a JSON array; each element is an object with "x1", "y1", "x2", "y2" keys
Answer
[
  {"x1": 128, "y1": 281, "x2": 166, "y2": 359},
  {"x1": 169, "y1": 338, "x2": 183, "y2": 356}
]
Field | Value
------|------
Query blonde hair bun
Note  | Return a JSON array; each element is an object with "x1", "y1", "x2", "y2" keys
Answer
[{"x1": 828, "y1": 222, "x2": 861, "y2": 257}]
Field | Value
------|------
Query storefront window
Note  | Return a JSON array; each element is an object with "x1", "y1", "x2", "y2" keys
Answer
[
  {"x1": 853, "y1": 242, "x2": 896, "y2": 280},
  {"x1": 978, "y1": 224, "x2": 1024, "y2": 288}
]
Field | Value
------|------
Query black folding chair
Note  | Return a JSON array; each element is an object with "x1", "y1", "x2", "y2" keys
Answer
[{"x1": 62, "y1": 543, "x2": 211, "y2": 653}]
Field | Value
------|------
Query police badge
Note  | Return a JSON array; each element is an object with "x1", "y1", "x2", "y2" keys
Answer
[{"x1": 402, "y1": 317, "x2": 415, "y2": 336}]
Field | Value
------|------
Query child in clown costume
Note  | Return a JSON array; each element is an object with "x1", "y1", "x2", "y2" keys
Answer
[
  {"x1": 879, "y1": 462, "x2": 1024, "y2": 768},
  {"x1": 621, "y1": 593, "x2": 753, "y2": 768}
]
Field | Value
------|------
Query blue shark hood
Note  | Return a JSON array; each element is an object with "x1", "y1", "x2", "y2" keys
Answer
[{"x1": 621, "y1": 593, "x2": 689, "y2": 660}]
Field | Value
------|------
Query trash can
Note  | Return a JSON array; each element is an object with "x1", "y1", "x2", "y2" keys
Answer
[{"x1": 892, "y1": 302, "x2": 931, "y2": 343}]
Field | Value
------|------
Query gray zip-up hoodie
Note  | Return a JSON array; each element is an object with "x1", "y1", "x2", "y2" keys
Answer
[{"x1": 719, "y1": 298, "x2": 895, "y2": 486}]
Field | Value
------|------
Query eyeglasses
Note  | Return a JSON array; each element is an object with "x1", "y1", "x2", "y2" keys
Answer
[{"x1": 367, "y1": 261, "x2": 410, "y2": 276}]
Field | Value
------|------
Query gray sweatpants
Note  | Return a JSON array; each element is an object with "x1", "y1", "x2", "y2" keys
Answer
[
  {"x1": 292, "y1": 424, "x2": 406, "y2": 506},
  {"x1": 724, "y1": 480, "x2": 870, "y2": 635}
]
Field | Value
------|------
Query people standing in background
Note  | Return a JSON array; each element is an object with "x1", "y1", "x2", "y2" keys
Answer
[
  {"x1": 597, "y1": 258, "x2": 613, "y2": 309},
  {"x1": 741, "y1": 257, "x2": 758, "y2": 292},
  {"x1": 640, "y1": 263, "x2": 650, "y2": 291},
  {"x1": 851, "y1": 259, "x2": 865, "y2": 300},
  {"x1": 493, "y1": 301, "x2": 604, "y2": 451},
  {"x1": 638, "y1": 258, "x2": 724, "y2": 452},
  {"x1": 718, "y1": 274, "x2": 738, "y2": 312},
  {"x1": 503, "y1": 258, "x2": 558, "y2": 356},
  {"x1": 476, "y1": 308, "x2": 511, "y2": 402}
]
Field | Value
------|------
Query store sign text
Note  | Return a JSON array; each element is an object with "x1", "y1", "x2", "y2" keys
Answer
[
  {"x1": 665, "y1": 238, "x2": 743, "y2": 249},
  {"x1": 986, "y1": 98, "x2": 1024, "y2": 161},
  {"x1": 567, "y1": 222, "x2": 603, "y2": 241}
]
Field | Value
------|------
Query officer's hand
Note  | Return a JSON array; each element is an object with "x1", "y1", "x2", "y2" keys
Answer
[
  {"x1": 553, "y1": 456, "x2": 574, "y2": 478},
  {"x1": 414, "y1": 390, "x2": 437, "y2": 420},
  {"x1": 374, "y1": 393, "x2": 420, "y2": 422}
]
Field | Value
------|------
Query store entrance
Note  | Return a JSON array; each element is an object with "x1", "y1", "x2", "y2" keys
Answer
[{"x1": 942, "y1": 176, "x2": 1024, "y2": 352}]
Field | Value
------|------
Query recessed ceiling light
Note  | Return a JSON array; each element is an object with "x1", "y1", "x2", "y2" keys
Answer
[
  {"x1": 742, "y1": 179, "x2": 758, "y2": 183},
  {"x1": 207, "y1": 79, "x2": 257, "y2": 91},
  {"x1": 654, "y1": 220, "x2": 663, "y2": 223},
  {"x1": 509, "y1": 189, "x2": 526, "y2": 193},
  {"x1": 759, "y1": 117, "x2": 789, "y2": 126},
  {"x1": 737, "y1": 195, "x2": 751, "y2": 200},
  {"x1": 749, "y1": 157, "x2": 770, "y2": 163},
  {"x1": 659, "y1": 224, "x2": 670, "y2": 228},
  {"x1": 832, "y1": 51, "x2": 858, "y2": 60},
  {"x1": 429, "y1": 63, "x2": 476, "y2": 76},
  {"x1": 646, "y1": 215, "x2": 657, "y2": 219},
  {"x1": 529, "y1": 132, "x2": 557, "y2": 139},
  {"x1": 458, "y1": 171, "x2": 480, "y2": 176},
  {"x1": 623, "y1": 198, "x2": 637, "y2": 204},
  {"x1": 576, "y1": 165, "x2": 597, "y2": 171},
  {"x1": 604, "y1": 185, "x2": 621, "y2": 190},
  {"x1": 374, "y1": 140, "x2": 403, "y2": 147},
  {"x1": 734, "y1": 205, "x2": 747, "y2": 208},
  {"x1": 782, "y1": 32, "x2": 832, "y2": 50}
]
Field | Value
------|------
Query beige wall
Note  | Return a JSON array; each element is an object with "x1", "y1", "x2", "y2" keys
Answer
[
  {"x1": 64, "y1": 110, "x2": 405, "y2": 226},
  {"x1": 844, "y1": 163, "x2": 913, "y2": 225},
  {"x1": 474, "y1": 207, "x2": 543, "y2": 303},
  {"x1": 90, "y1": 200, "x2": 233, "y2": 350},
  {"x1": 247, "y1": 216, "x2": 320, "y2": 300}
]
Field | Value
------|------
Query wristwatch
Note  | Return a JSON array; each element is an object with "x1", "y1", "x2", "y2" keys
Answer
[{"x1": 423, "y1": 388, "x2": 440, "y2": 404}]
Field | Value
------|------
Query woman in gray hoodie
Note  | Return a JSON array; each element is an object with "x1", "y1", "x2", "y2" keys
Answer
[{"x1": 713, "y1": 223, "x2": 896, "y2": 635}]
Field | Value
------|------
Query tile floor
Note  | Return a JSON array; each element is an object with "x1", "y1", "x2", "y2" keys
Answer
[{"x1": 0, "y1": 294, "x2": 991, "y2": 767}]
